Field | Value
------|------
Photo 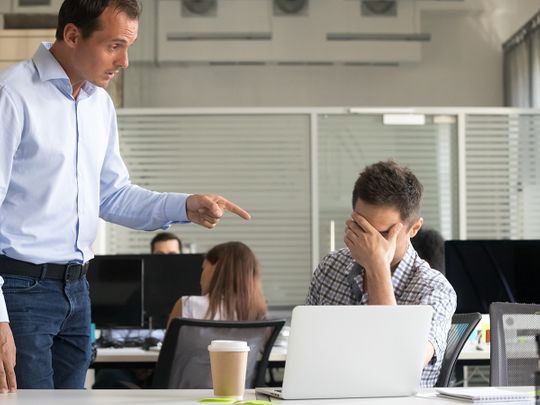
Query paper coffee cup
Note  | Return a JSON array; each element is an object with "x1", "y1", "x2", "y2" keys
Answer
[{"x1": 208, "y1": 340, "x2": 250, "y2": 399}]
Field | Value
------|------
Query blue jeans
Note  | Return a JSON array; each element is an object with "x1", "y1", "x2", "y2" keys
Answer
[{"x1": 2, "y1": 273, "x2": 92, "y2": 389}]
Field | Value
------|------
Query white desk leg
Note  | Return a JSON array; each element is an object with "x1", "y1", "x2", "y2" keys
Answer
[{"x1": 85, "y1": 369, "x2": 95, "y2": 389}]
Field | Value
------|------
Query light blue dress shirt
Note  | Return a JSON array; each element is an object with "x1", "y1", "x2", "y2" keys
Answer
[{"x1": 0, "y1": 43, "x2": 189, "y2": 322}]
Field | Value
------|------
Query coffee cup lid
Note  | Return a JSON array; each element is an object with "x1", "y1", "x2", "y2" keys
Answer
[{"x1": 208, "y1": 340, "x2": 250, "y2": 352}]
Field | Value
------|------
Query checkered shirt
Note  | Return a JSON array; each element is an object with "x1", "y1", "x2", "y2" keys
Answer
[{"x1": 306, "y1": 244, "x2": 457, "y2": 388}]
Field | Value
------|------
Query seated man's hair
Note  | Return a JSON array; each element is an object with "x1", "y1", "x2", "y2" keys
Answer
[
  {"x1": 150, "y1": 232, "x2": 182, "y2": 252},
  {"x1": 352, "y1": 160, "x2": 423, "y2": 224}
]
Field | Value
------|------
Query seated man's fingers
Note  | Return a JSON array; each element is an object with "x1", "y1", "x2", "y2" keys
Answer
[
  {"x1": 351, "y1": 213, "x2": 374, "y2": 232},
  {"x1": 346, "y1": 218, "x2": 365, "y2": 236}
]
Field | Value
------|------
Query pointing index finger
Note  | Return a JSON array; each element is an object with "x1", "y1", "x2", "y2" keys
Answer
[{"x1": 218, "y1": 198, "x2": 251, "y2": 220}]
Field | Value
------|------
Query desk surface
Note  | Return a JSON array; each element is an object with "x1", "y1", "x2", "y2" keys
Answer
[
  {"x1": 1, "y1": 388, "x2": 534, "y2": 404},
  {"x1": 95, "y1": 345, "x2": 488, "y2": 363}
]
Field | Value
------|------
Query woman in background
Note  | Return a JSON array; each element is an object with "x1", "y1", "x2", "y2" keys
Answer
[{"x1": 167, "y1": 241, "x2": 267, "y2": 324}]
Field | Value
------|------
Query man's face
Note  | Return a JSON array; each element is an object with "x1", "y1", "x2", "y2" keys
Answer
[
  {"x1": 353, "y1": 199, "x2": 421, "y2": 268},
  {"x1": 152, "y1": 240, "x2": 181, "y2": 255},
  {"x1": 71, "y1": 6, "x2": 138, "y2": 88}
]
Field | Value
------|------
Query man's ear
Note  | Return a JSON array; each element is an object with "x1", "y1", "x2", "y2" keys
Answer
[
  {"x1": 408, "y1": 217, "x2": 423, "y2": 238},
  {"x1": 63, "y1": 23, "x2": 81, "y2": 48}
]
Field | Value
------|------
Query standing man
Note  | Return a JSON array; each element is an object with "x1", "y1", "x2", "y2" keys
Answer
[
  {"x1": 150, "y1": 232, "x2": 183, "y2": 255},
  {"x1": 0, "y1": 0, "x2": 250, "y2": 391},
  {"x1": 306, "y1": 160, "x2": 456, "y2": 388}
]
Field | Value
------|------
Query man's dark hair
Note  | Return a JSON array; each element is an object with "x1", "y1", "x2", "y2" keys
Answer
[
  {"x1": 150, "y1": 232, "x2": 182, "y2": 253},
  {"x1": 352, "y1": 160, "x2": 423, "y2": 224},
  {"x1": 411, "y1": 228, "x2": 445, "y2": 273},
  {"x1": 55, "y1": 0, "x2": 140, "y2": 41}
]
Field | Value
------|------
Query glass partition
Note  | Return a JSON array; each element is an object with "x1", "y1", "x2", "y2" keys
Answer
[{"x1": 317, "y1": 113, "x2": 459, "y2": 259}]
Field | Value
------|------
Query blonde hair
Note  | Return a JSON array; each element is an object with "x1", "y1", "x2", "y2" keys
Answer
[{"x1": 204, "y1": 241, "x2": 267, "y2": 321}]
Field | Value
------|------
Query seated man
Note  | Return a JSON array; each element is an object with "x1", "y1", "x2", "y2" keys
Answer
[
  {"x1": 306, "y1": 160, "x2": 456, "y2": 388},
  {"x1": 151, "y1": 232, "x2": 183, "y2": 255}
]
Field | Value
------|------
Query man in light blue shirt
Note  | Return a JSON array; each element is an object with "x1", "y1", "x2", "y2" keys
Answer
[{"x1": 0, "y1": 0, "x2": 249, "y2": 392}]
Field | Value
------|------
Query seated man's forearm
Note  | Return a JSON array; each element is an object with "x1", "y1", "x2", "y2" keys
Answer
[{"x1": 423, "y1": 342, "x2": 435, "y2": 367}]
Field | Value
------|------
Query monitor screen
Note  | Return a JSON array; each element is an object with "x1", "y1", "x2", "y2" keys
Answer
[
  {"x1": 87, "y1": 256, "x2": 144, "y2": 328},
  {"x1": 142, "y1": 254, "x2": 204, "y2": 329},
  {"x1": 444, "y1": 240, "x2": 540, "y2": 313}
]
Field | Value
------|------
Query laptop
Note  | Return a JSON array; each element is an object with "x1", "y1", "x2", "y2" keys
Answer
[{"x1": 256, "y1": 305, "x2": 433, "y2": 400}]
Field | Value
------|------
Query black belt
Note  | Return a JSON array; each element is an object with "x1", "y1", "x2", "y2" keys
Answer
[{"x1": 0, "y1": 255, "x2": 89, "y2": 281}]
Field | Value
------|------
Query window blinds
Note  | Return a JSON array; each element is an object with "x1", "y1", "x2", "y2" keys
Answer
[
  {"x1": 109, "y1": 112, "x2": 312, "y2": 305},
  {"x1": 464, "y1": 114, "x2": 540, "y2": 239},
  {"x1": 104, "y1": 109, "x2": 540, "y2": 306}
]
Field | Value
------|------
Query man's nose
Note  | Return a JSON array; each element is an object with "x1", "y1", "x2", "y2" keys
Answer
[{"x1": 117, "y1": 49, "x2": 129, "y2": 69}]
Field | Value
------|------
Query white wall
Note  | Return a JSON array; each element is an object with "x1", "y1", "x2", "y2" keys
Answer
[{"x1": 122, "y1": 0, "x2": 540, "y2": 108}]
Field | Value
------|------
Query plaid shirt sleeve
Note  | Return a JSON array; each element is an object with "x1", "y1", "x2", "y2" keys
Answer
[{"x1": 418, "y1": 272, "x2": 457, "y2": 387}]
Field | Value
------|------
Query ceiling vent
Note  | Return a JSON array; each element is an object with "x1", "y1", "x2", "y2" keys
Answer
[
  {"x1": 361, "y1": 0, "x2": 397, "y2": 17},
  {"x1": 182, "y1": 0, "x2": 216, "y2": 17},
  {"x1": 155, "y1": 0, "x2": 427, "y2": 64},
  {"x1": 273, "y1": 0, "x2": 308, "y2": 16}
]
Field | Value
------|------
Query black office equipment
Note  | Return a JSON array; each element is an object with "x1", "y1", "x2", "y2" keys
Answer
[
  {"x1": 445, "y1": 240, "x2": 540, "y2": 313},
  {"x1": 142, "y1": 254, "x2": 204, "y2": 329},
  {"x1": 87, "y1": 254, "x2": 204, "y2": 330},
  {"x1": 87, "y1": 256, "x2": 144, "y2": 328}
]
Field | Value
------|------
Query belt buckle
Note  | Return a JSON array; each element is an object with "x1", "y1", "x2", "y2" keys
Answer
[{"x1": 65, "y1": 262, "x2": 81, "y2": 281}]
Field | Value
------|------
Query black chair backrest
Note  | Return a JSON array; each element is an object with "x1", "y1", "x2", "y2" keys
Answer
[
  {"x1": 436, "y1": 312, "x2": 481, "y2": 387},
  {"x1": 152, "y1": 317, "x2": 285, "y2": 389},
  {"x1": 489, "y1": 302, "x2": 540, "y2": 386}
]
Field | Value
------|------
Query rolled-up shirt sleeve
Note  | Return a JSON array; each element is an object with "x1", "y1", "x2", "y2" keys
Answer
[{"x1": 421, "y1": 281, "x2": 457, "y2": 364}]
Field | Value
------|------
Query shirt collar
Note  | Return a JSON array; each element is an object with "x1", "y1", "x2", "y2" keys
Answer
[{"x1": 32, "y1": 42, "x2": 97, "y2": 98}]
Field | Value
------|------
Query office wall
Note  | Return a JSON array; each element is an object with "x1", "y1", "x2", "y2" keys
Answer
[{"x1": 123, "y1": 1, "x2": 540, "y2": 108}]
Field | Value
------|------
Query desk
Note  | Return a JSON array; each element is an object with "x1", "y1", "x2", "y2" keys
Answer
[
  {"x1": 95, "y1": 345, "x2": 486, "y2": 364},
  {"x1": 458, "y1": 346, "x2": 490, "y2": 361},
  {"x1": 2, "y1": 388, "x2": 534, "y2": 404},
  {"x1": 93, "y1": 346, "x2": 489, "y2": 387}
]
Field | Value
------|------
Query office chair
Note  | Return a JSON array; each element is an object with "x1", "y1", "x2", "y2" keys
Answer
[
  {"x1": 435, "y1": 312, "x2": 482, "y2": 387},
  {"x1": 152, "y1": 317, "x2": 285, "y2": 389},
  {"x1": 489, "y1": 302, "x2": 540, "y2": 386}
]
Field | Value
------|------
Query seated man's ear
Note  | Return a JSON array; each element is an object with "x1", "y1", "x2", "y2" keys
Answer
[{"x1": 408, "y1": 217, "x2": 423, "y2": 238}]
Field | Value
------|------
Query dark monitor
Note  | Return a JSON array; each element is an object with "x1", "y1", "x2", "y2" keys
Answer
[
  {"x1": 444, "y1": 240, "x2": 540, "y2": 313},
  {"x1": 142, "y1": 254, "x2": 204, "y2": 329},
  {"x1": 87, "y1": 256, "x2": 144, "y2": 328}
]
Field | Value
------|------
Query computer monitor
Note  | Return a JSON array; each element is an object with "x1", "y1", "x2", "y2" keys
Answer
[
  {"x1": 142, "y1": 253, "x2": 204, "y2": 329},
  {"x1": 87, "y1": 256, "x2": 144, "y2": 328},
  {"x1": 444, "y1": 240, "x2": 540, "y2": 313}
]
